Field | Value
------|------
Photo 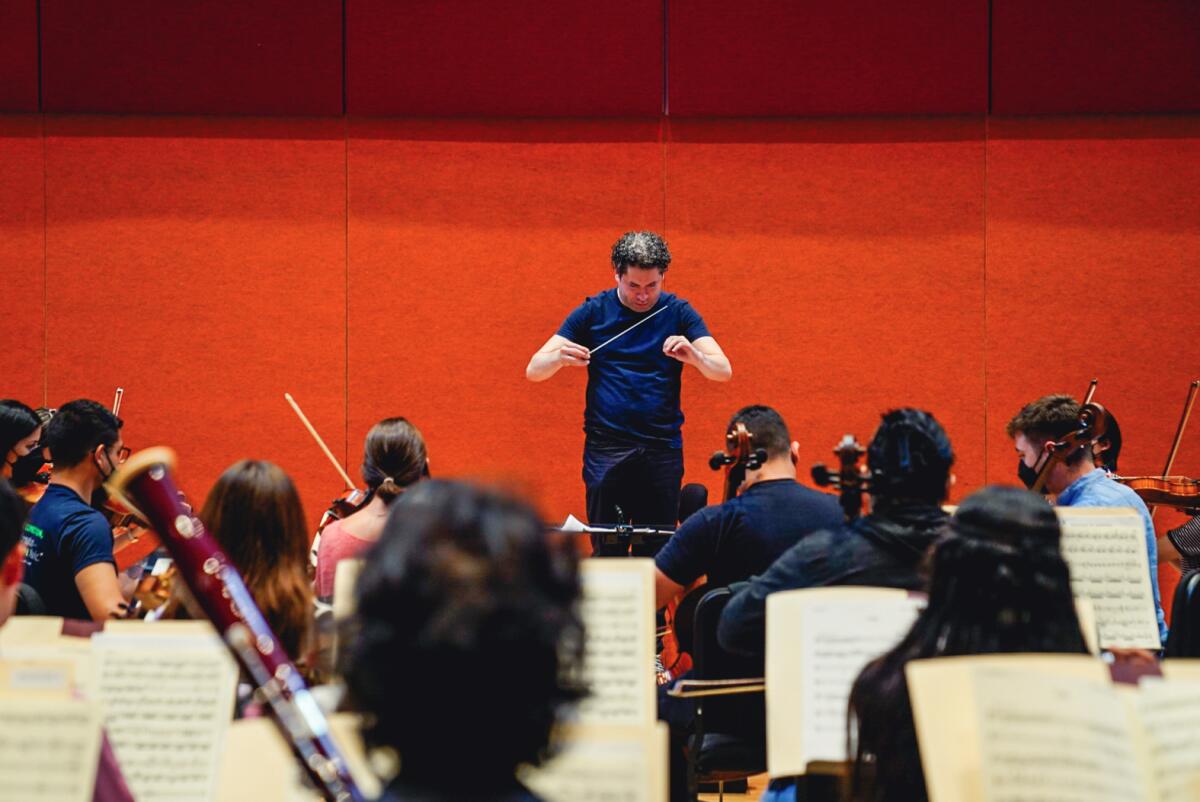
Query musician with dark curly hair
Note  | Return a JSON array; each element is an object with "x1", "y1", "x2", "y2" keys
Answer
[
  {"x1": 526, "y1": 232, "x2": 731, "y2": 555},
  {"x1": 339, "y1": 480, "x2": 587, "y2": 802}
]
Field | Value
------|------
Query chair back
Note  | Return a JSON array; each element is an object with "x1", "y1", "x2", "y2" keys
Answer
[
  {"x1": 1165, "y1": 569, "x2": 1200, "y2": 657},
  {"x1": 691, "y1": 586, "x2": 766, "y2": 740},
  {"x1": 15, "y1": 582, "x2": 47, "y2": 616}
]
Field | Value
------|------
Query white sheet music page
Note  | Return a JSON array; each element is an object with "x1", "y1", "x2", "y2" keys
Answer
[
  {"x1": 574, "y1": 559, "x2": 656, "y2": 727},
  {"x1": 973, "y1": 666, "x2": 1147, "y2": 802},
  {"x1": 766, "y1": 587, "x2": 923, "y2": 776},
  {"x1": 0, "y1": 695, "x2": 103, "y2": 802},
  {"x1": 1057, "y1": 508, "x2": 1160, "y2": 649},
  {"x1": 523, "y1": 723, "x2": 668, "y2": 802},
  {"x1": 1135, "y1": 678, "x2": 1200, "y2": 802},
  {"x1": 92, "y1": 629, "x2": 238, "y2": 802}
]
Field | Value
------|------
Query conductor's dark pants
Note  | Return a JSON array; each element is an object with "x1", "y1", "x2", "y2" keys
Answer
[{"x1": 584, "y1": 430, "x2": 683, "y2": 557}]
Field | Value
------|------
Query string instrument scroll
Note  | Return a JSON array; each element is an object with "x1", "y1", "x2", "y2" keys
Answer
[
  {"x1": 1027, "y1": 402, "x2": 1110, "y2": 494},
  {"x1": 708, "y1": 422, "x2": 767, "y2": 503},
  {"x1": 107, "y1": 447, "x2": 367, "y2": 802},
  {"x1": 812, "y1": 434, "x2": 870, "y2": 521}
]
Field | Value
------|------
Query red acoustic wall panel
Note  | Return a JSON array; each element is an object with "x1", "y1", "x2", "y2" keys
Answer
[
  {"x1": 347, "y1": 0, "x2": 663, "y2": 116},
  {"x1": 43, "y1": 116, "x2": 347, "y2": 529},
  {"x1": 0, "y1": 116, "x2": 45, "y2": 403},
  {"x1": 664, "y1": 118, "x2": 987, "y2": 503},
  {"x1": 41, "y1": 0, "x2": 343, "y2": 115},
  {"x1": 984, "y1": 117, "x2": 1200, "y2": 615},
  {"x1": 347, "y1": 119, "x2": 665, "y2": 519},
  {"x1": 668, "y1": 1, "x2": 988, "y2": 116},
  {"x1": 0, "y1": 0, "x2": 39, "y2": 111},
  {"x1": 992, "y1": 0, "x2": 1200, "y2": 114}
]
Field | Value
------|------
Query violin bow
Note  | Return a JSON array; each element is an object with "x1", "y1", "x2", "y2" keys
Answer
[
  {"x1": 284, "y1": 392, "x2": 356, "y2": 490},
  {"x1": 1150, "y1": 380, "x2": 1200, "y2": 520}
]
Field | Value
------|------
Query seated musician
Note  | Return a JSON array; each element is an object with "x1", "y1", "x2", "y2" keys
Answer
[
  {"x1": 182, "y1": 460, "x2": 314, "y2": 669},
  {"x1": 0, "y1": 479, "x2": 27, "y2": 625},
  {"x1": 654, "y1": 405, "x2": 841, "y2": 610},
  {"x1": 846, "y1": 486, "x2": 1089, "y2": 802},
  {"x1": 1008, "y1": 394, "x2": 1167, "y2": 644},
  {"x1": 340, "y1": 480, "x2": 584, "y2": 802},
  {"x1": 315, "y1": 416, "x2": 428, "y2": 599},
  {"x1": 0, "y1": 400, "x2": 43, "y2": 482},
  {"x1": 21, "y1": 400, "x2": 130, "y2": 620},
  {"x1": 717, "y1": 408, "x2": 954, "y2": 658}
]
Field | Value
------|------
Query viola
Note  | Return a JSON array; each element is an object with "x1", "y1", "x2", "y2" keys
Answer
[
  {"x1": 1113, "y1": 475, "x2": 1200, "y2": 513},
  {"x1": 812, "y1": 433, "x2": 870, "y2": 520}
]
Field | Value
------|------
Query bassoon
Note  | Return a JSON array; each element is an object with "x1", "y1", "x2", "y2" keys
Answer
[{"x1": 106, "y1": 447, "x2": 366, "y2": 802}]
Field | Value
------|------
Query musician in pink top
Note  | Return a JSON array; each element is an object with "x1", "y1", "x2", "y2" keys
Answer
[{"x1": 315, "y1": 417, "x2": 429, "y2": 599}]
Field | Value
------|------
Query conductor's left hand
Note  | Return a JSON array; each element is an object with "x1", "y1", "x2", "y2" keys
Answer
[{"x1": 663, "y1": 335, "x2": 699, "y2": 365}]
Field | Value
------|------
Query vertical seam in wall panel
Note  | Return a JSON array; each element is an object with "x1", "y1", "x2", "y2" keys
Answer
[
  {"x1": 662, "y1": 0, "x2": 669, "y2": 115},
  {"x1": 41, "y1": 113, "x2": 49, "y2": 405},
  {"x1": 35, "y1": 0, "x2": 43, "y2": 111},
  {"x1": 343, "y1": 116, "x2": 350, "y2": 472},
  {"x1": 660, "y1": 117, "x2": 669, "y2": 236},
  {"x1": 982, "y1": 113, "x2": 990, "y2": 486},
  {"x1": 986, "y1": 0, "x2": 993, "y2": 114},
  {"x1": 342, "y1": 0, "x2": 348, "y2": 115}
]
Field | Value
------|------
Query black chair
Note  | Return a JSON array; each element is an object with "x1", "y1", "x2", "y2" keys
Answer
[
  {"x1": 670, "y1": 586, "x2": 766, "y2": 800},
  {"x1": 1165, "y1": 569, "x2": 1200, "y2": 657},
  {"x1": 15, "y1": 582, "x2": 47, "y2": 616}
]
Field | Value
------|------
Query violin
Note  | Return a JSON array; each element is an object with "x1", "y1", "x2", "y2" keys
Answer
[
  {"x1": 709, "y1": 422, "x2": 767, "y2": 502},
  {"x1": 812, "y1": 434, "x2": 871, "y2": 521},
  {"x1": 1114, "y1": 380, "x2": 1200, "y2": 515}
]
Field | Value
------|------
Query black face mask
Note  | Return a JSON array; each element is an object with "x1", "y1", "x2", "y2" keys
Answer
[{"x1": 1017, "y1": 459, "x2": 1040, "y2": 490}]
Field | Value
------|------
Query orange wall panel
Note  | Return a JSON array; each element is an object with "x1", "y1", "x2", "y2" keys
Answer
[
  {"x1": 43, "y1": 116, "x2": 347, "y2": 527},
  {"x1": 346, "y1": 119, "x2": 665, "y2": 520},
  {"x1": 664, "y1": 118, "x2": 988, "y2": 503},
  {"x1": 984, "y1": 116, "x2": 1200, "y2": 614},
  {"x1": 0, "y1": 115, "x2": 45, "y2": 402}
]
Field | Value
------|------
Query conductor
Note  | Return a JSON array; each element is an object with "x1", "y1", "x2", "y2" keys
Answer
[{"x1": 526, "y1": 231, "x2": 731, "y2": 555}]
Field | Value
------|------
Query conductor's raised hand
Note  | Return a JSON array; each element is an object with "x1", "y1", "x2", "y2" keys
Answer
[
  {"x1": 662, "y1": 335, "x2": 698, "y2": 365},
  {"x1": 557, "y1": 340, "x2": 591, "y2": 367}
]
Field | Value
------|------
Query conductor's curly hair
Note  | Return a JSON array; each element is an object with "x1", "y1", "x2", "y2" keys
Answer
[{"x1": 340, "y1": 480, "x2": 586, "y2": 788}]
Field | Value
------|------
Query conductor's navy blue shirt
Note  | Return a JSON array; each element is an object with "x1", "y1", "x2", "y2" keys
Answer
[{"x1": 557, "y1": 290, "x2": 710, "y2": 447}]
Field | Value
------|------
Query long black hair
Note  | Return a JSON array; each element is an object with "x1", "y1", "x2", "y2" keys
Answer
[
  {"x1": 846, "y1": 485, "x2": 1088, "y2": 802},
  {"x1": 0, "y1": 400, "x2": 39, "y2": 467}
]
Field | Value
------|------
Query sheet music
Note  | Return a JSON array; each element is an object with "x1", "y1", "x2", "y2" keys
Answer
[
  {"x1": 973, "y1": 667, "x2": 1146, "y2": 802},
  {"x1": 0, "y1": 615, "x2": 64, "y2": 645},
  {"x1": 0, "y1": 696, "x2": 103, "y2": 802},
  {"x1": 523, "y1": 723, "x2": 667, "y2": 802},
  {"x1": 93, "y1": 632, "x2": 238, "y2": 802},
  {"x1": 766, "y1": 588, "x2": 922, "y2": 774},
  {"x1": 1135, "y1": 679, "x2": 1200, "y2": 802},
  {"x1": 1057, "y1": 508, "x2": 1160, "y2": 649},
  {"x1": 0, "y1": 636, "x2": 95, "y2": 698},
  {"x1": 574, "y1": 560, "x2": 656, "y2": 727}
]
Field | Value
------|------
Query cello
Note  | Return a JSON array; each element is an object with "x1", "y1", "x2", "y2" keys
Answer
[
  {"x1": 657, "y1": 424, "x2": 766, "y2": 683},
  {"x1": 811, "y1": 433, "x2": 871, "y2": 521}
]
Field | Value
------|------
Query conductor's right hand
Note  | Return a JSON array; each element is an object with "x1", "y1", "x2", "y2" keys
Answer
[
  {"x1": 556, "y1": 341, "x2": 591, "y2": 367},
  {"x1": 526, "y1": 334, "x2": 590, "y2": 381}
]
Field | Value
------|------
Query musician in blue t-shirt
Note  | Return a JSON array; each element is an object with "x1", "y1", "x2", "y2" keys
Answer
[{"x1": 526, "y1": 232, "x2": 731, "y2": 555}]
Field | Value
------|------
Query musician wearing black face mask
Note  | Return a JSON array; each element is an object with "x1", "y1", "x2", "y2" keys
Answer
[
  {"x1": 22, "y1": 399, "x2": 131, "y2": 621},
  {"x1": 1007, "y1": 394, "x2": 1165, "y2": 644}
]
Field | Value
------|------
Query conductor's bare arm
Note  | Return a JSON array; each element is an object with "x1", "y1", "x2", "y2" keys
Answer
[
  {"x1": 525, "y1": 335, "x2": 591, "y2": 382},
  {"x1": 662, "y1": 335, "x2": 732, "y2": 382}
]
